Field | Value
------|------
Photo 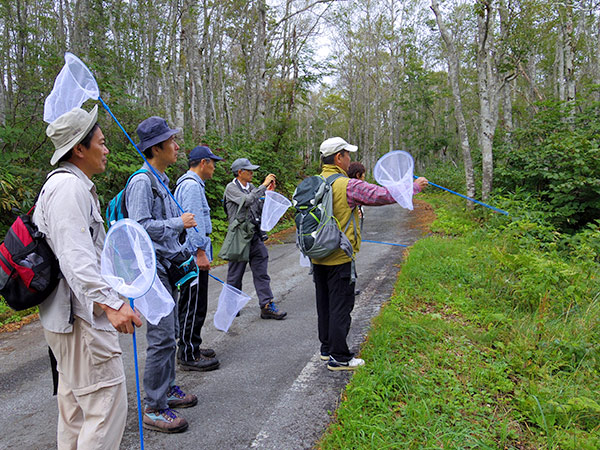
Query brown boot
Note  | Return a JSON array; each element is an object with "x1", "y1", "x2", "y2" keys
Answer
[
  {"x1": 142, "y1": 407, "x2": 188, "y2": 433},
  {"x1": 260, "y1": 301, "x2": 287, "y2": 320},
  {"x1": 166, "y1": 385, "x2": 198, "y2": 408}
]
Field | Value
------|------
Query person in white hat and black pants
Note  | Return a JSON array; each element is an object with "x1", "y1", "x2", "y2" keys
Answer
[{"x1": 312, "y1": 137, "x2": 427, "y2": 371}]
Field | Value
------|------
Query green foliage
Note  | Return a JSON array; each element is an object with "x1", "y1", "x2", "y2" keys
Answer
[
  {"x1": 0, "y1": 303, "x2": 37, "y2": 328},
  {"x1": 319, "y1": 192, "x2": 600, "y2": 450},
  {"x1": 495, "y1": 100, "x2": 600, "y2": 232}
]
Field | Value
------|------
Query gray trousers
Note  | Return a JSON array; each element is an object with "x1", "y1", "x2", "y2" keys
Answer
[
  {"x1": 144, "y1": 270, "x2": 179, "y2": 410},
  {"x1": 226, "y1": 233, "x2": 273, "y2": 308}
]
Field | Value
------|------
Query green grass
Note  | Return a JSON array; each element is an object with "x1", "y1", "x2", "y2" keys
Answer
[
  {"x1": 0, "y1": 302, "x2": 37, "y2": 327},
  {"x1": 318, "y1": 193, "x2": 600, "y2": 450}
]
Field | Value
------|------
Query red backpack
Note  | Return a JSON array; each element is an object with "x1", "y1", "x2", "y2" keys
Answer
[{"x1": 0, "y1": 170, "x2": 69, "y2": 310}]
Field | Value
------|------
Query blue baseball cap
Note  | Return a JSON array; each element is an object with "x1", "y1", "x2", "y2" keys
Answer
[{"x1": 189, "y1": 145, "x2": 223, "y2": 163}]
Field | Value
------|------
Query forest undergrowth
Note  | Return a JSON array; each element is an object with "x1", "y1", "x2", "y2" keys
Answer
[{"x1": 318, "y1": 192, "x2": 600, "y2": 450}]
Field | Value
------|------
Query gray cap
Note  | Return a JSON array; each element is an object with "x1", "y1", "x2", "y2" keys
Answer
[{"x1": 231, "y1": 158, "x2": 259, "y2": 175}]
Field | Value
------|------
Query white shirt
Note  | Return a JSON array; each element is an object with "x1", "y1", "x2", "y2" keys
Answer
[{"x1": 32, "y1": 163, "x2": 123, "y2": 333}]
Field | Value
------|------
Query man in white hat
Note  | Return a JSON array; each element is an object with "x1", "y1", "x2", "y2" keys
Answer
[
  {"x1": 32, "y1": 106, "x2": 142, "y2": 449},
  {"x1": 312, "y1": 137, "x2": 427, "y2": 371}
]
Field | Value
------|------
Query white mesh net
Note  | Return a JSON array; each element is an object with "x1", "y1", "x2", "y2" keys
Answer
[
  {"x1": 373, "y1": 150, "x2": 415, "y2": 210},
  {"x1": 260, "y1": 191, "x2": 292, "y2": 231},
  {"x1": 101, "y1": 219, "x2": 174, "y2": 325},
  {"x1": 213, "y1": 283, "x2": 251, "y2": 332},
  {"x1": 44, "y1": 52, "x2": 100, "y2": 123}
]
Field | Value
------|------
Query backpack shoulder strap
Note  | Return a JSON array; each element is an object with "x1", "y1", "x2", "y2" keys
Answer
[
  {"x1": 176, "y1": 172, "x2": 199, "y2": 188},
  {"x1": 325, "y1": 173, "x2": 357, "y2": 238},
  {"x1": 30, "y1": 169, "x2": 75, "y2": 214},
  {"x1": 326, "y1": 173, "x2": 346, "y2": 186},
  {"x1": 128, "y1": 169, "x2": 159, "y2": 198}
]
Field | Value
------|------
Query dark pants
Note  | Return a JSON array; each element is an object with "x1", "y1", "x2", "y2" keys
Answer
[
  {"x1": 226, "y1": 233, "x2": 273, "y2": 308},
  {"x1": 312, "y1": 262, "x2": 355, "y2": 362},
  {"x1": 144, "y1": 270, "x2": 178, "y2": 410},
  {"x1": 177, "y1": 270, "x2": 209, "y2": 362}
]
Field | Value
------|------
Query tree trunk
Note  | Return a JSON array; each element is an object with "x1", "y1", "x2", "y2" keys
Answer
[
  {"x1": 557, "y1": 20, "x2": 566, "y2": 102},
  {"x1": 564, "y1": 0, "x2": 575, "y2": 105},
  {"x1": 71, "y1": 0, "x2": 90, "y2": 55},
  {"x1": 502, "y1": 81, "x2": 513, "y2": 144},
  {"x1": 476, "y1": 0, "x2": 502, "y2": 201},
  {"x1": 430, "y1": 0, "x2": 475, "y2": 200},
  {"x1": 255, "y1": 0, "x2": 267, "y2": 130},
  {"x1": 596, "y1": 13, "x2": 600, "y2": 102}
]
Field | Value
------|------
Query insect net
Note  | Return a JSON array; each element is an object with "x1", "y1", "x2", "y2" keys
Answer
[
  {"x1": 44, "y1": 52, "x2": 100, "y2": 123},
  {"x1": 373, "y1": 150, "x2": 415, "y2": 210},
  {"x1": 101, "y1": 219, "x2": 174, "y2": 325}
]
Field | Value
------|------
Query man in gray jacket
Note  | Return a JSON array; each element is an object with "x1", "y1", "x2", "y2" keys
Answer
[
  {"x1": 223, "y1": 158, "x2": 287, "y2": 320},
  {"x1": 33, "y1": 106, "x2": 142, "y2": 449},
  {"x1": 126, "y1": 116, "x2": 198, "y2": 433}
]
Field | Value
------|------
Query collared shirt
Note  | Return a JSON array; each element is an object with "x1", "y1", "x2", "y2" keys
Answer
[
  {"x1": 223, "y1": 179, "x2": 267, "y2": 226},
  {"x1": 346, "y1": 178, "x2": 423, "y2": 209},
  {"x1": 174, "y1": 170, "x2": 212, "y2": 260},
  {"x1": 32, "y1": 162, "x2": 123, "y2": 333},
  {"x1": 125, "y1": 163, "x2": 185, "y2": 273}
]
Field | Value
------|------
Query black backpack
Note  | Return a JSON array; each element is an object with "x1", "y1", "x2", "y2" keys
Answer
[
  {"x1": 0, "y1": 170, "x2": 70, "y2": 310},
  {"x1": 292, "y1": 174, "x2": 354, "y2": 260}
]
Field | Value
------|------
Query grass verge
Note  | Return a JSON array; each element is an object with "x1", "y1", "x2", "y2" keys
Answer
[{"x1": 318, "y1": 193, "x2": 600, "y2": 450}]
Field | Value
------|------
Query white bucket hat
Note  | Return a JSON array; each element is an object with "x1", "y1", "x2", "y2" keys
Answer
[
  {"x1": 319, "y1": 137, "x2": 358, "y2": 157},
  {"x1": 47, "y1": 105, "x2": 98, "y2": 165}
]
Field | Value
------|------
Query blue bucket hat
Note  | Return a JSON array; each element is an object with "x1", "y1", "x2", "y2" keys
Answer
[
  {"x1": 136, "y1": 116, "x2": 181, "y2": 153},
  {"x1": 189, "y1": 145, "x2": 223, "y2": 163}
]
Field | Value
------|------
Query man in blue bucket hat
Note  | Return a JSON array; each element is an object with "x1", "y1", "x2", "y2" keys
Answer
[
  {"x1": 221, "y1": 158, "x2": 287, "y2": 320},
  {"x1": 174, "y1": 145, "x2": 222, "y2": 372},
  {"x1": 125, "y1": 116, "x2": 199, "y2": 433}
]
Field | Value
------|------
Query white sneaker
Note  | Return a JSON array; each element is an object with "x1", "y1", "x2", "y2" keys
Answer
[{"x1": 327, "y1": 356, "x2": 365, "y2": 371}]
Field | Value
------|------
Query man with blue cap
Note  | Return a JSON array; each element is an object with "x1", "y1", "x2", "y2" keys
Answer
[{"x1": 174, "y1": 145, "x2": 223, "y2": 372}]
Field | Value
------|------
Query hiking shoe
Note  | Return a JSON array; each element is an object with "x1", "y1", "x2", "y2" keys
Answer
[
  {"x1": 166, "y1": 385, "x2": 198, "y2": 408},
  {"x1": 327, "y1": 357, "x2": 365, "y2": 371},
  {"x1": 320, "y1": 352, "x2": 330, "y2": 361},
  {"x1": 199, "y1": 348, "x2": 216, "y2": 358},
  {"x1": 260, "y1": 301, "x2": 287, "y2": 320},
  {"x1": 143, "y1": 407, "x2": 188, "y2": 433},
  {"x1": 178, "y1": 355, "x2": 220, "y2": 372}
]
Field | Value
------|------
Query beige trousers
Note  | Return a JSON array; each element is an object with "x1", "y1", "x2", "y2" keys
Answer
[{"x1": 44, "y1": 317, "x2": 127, "y2": 450}]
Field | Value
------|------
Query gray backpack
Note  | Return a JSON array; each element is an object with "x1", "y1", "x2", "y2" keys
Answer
[{"x1": 292, "y1": 174, "x2": 355, "y2": 260}]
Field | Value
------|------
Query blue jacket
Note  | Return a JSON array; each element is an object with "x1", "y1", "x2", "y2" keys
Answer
[{"x1": 175, "y1": 170, "x2": 213, "y2": 260}]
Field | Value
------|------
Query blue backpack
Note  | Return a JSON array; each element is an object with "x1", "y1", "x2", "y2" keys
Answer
[{"x1": 105, "y1": 169, "x2": 159, "y2": 228}]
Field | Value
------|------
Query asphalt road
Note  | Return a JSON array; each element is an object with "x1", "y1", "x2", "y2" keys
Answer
[{"x1": 0, "y1": 203, "x2": 425, "y2": 450}]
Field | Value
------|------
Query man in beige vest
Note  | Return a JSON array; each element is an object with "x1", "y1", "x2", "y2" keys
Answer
[
  {"x1": 312, "y1": 137, "x2": 427, "y2": 371},
  {"x1": 33, "y1": 106, "x2": 142, "y2": 449}
]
